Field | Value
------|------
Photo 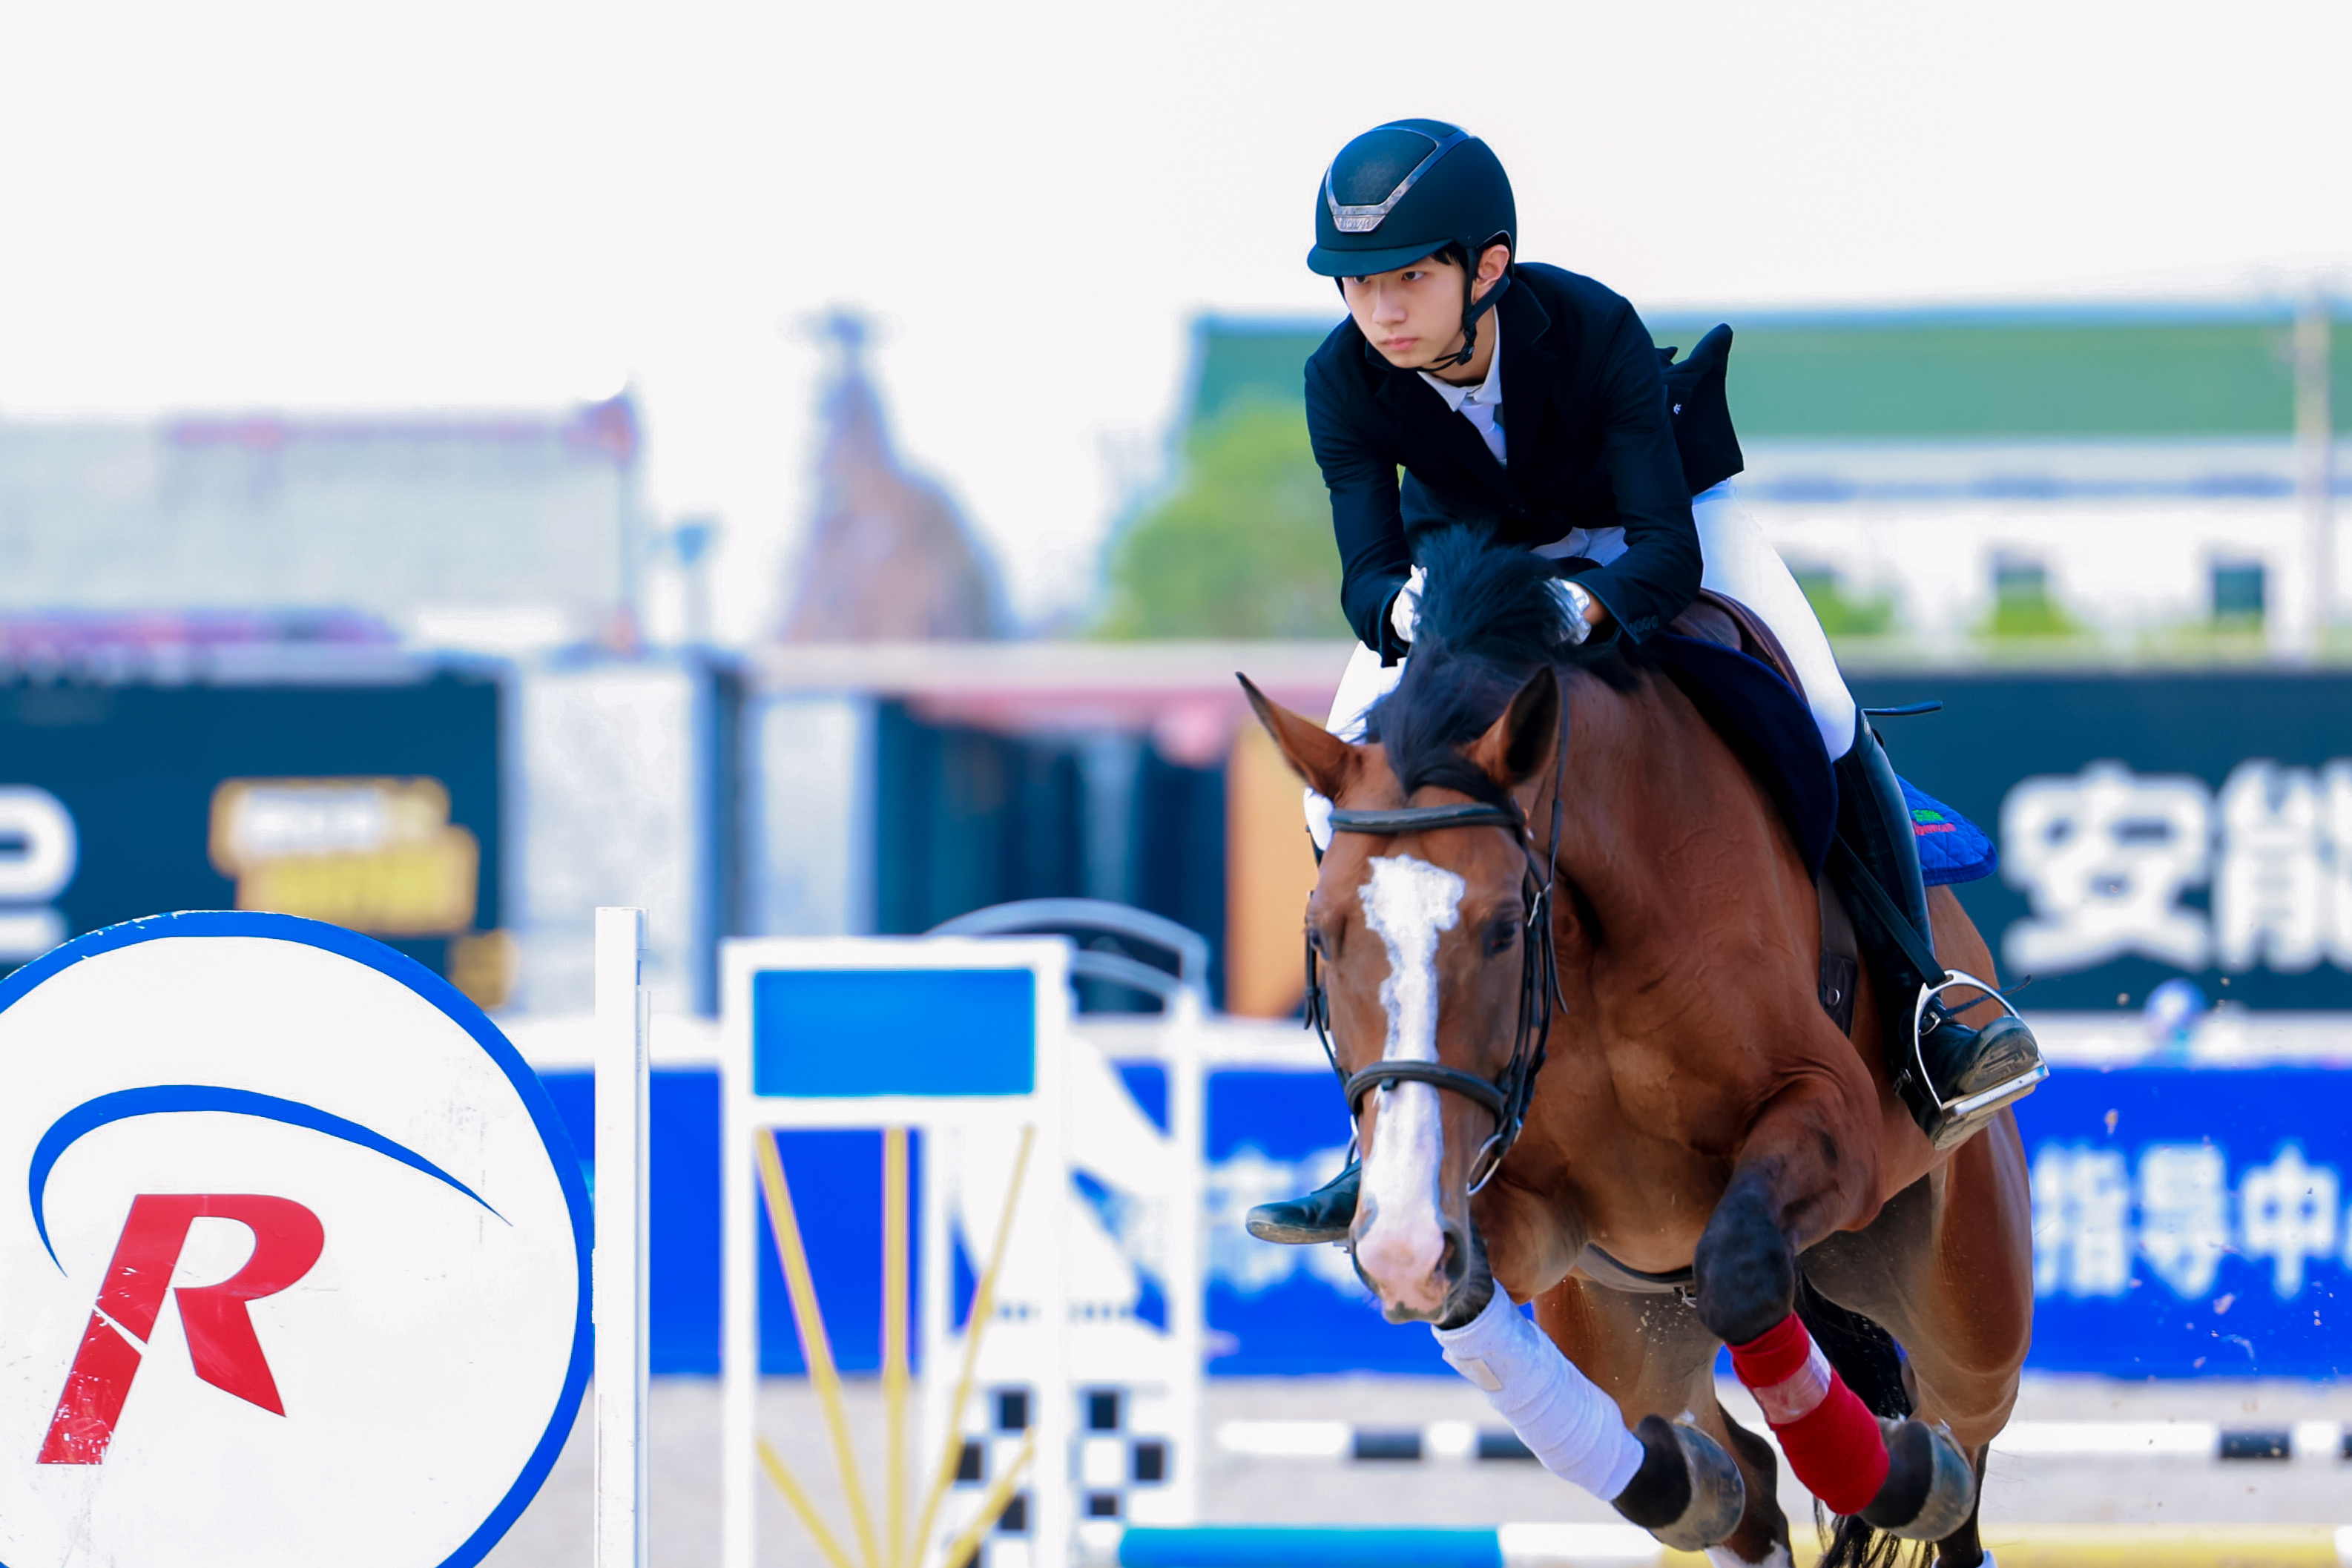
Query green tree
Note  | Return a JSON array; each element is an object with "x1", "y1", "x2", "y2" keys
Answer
[
  {"x1": 1979, "y1": 557, "x2": 2088, "y2": 641},
  {"x1": 1097, "y1": 401, "x2": 1348, "y2": 639},
  {"x1": 1793, "y1": 567, "x2": 1897, "y2": 639}
]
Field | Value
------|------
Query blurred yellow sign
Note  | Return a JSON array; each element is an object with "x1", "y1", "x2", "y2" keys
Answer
[
  {"x1": 1225, "y1": 721, "x2": 1319, "y2": 1018},
  {"x1": 209, "y1": 777, "x2": 479, "y2": 936}
]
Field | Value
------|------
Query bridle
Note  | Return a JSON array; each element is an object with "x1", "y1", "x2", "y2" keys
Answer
[{"x1": 1304, "y1": 678, "x2": 1569, "y2": 1196}]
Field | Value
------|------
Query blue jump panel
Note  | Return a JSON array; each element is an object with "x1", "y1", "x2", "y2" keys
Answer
[
  {"x1": 752, "y1": 967, "x2": 1033, "y2": 1097},
  {"x1": 1119, "y1": 1527, "x2": 1502, "y2": 1568}
]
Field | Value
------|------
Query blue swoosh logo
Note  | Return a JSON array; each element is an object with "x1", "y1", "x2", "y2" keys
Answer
[{"x1": 30, "y1": 1084, "x2": 502, "y2": 1269}]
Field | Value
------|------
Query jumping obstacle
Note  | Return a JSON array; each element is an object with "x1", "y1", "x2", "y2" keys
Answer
[
  {"x1": 1098, "y1": 1524, "x2": 1687, "y2": 1568},
  {"x1": 1100, "y1": 1524, "x2": 2352, "y2": 1567},
  {"x1": 593, "y1": 907, "x2": 650, "y2": 1568},
  {"x1": 719, "y1": 922, "x2": 1207, "y2": 1568},
  {"x1": 0, "y1": 909, "x2": 599, "y2": 1568}
]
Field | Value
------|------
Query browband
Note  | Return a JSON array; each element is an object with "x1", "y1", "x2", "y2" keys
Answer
[{"x1": 1328, "y1": 803, "x2": 1523, "y2": 835}]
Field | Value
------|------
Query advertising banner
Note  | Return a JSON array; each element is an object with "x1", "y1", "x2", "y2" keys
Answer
[
  {"x1": 1198, "y1": 1061, "x2": 2352, "y2": 1380},
  {"x1": 549, "y1": 1055, "x2": 2352, "y2": 1382},
  {"x1": 0, "y1": 913, "x2": 588, "y2": 1568},
  {"x1": 0, "y1": 673, "x2": 503, "y2": 1001},
  {"x1": 1845, "y1": 671, "x2": 2352, "y2": 1012}
]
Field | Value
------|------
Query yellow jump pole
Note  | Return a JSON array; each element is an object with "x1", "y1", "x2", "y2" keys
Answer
[
  {"x1": 909, "y1": 1125, "x2": 1035, "y2": 1564},
  {"x1": 754, "y1": 1128, "x2": 883, "y2": 1568},
  {"x1": 755, "y1": 1437, "x2": 859, "y2": 1568},
  {"x1": 882, "y1": 1126, "x2": 910, "y2": 1568},
  {"x1": 934, "y1": 1432, "x2": 1033, "y2": 1568}
]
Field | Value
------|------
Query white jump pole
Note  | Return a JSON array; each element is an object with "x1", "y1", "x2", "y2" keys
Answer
[{"x1": 594, "y1": 907, "x2": 651, "y2": 1568}]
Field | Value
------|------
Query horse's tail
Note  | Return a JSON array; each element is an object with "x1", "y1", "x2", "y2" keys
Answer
[{"x1": 1796, "y1": 1274, "x2": 1937, "y2": 1568}]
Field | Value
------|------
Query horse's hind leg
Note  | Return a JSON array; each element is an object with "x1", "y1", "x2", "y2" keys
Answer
[
  {"x1": 1800, "y1": 1114, "x2": 2034, "y2": 1567},
  {"x1": 1533, "y1": 1277, "x2": 1791, "y2": 1566}
]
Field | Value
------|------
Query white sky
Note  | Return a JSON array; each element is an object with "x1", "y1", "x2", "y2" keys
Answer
[{"x1": 2, "y1": 0, "x2": 2348, "y2": 640}]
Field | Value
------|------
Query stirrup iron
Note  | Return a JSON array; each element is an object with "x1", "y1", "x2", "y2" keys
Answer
[{"x1": 1905, "y1": 970, "x2": 2047, "y2": 1150}]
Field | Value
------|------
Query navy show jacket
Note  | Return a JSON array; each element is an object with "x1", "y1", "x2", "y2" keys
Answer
[{"x1": 1304, "y1": 262, "x2": 1702, "y2": 660}]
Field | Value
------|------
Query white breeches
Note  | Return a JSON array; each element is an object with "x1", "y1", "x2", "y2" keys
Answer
[{"x1": 1305, "y1": 484, "x2": 1859, "y2": 851}]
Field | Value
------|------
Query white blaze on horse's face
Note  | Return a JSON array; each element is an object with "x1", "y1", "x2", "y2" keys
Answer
[{"x1": 1353, "y1": 851, "x2": 1466, "y2": 1317}]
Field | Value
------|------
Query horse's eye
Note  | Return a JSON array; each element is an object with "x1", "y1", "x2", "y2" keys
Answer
[{"x1": 1484, "y1": 918, "x2": 1519, "y2": 957}]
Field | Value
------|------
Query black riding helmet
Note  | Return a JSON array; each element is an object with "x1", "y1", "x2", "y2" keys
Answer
[{"x1": 1309, "y1": 119, "x2": 1516, "y2": 369}]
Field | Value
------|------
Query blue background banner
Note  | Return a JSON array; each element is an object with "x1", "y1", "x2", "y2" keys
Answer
[
  {"x1": 538, "y1": 1058, "x2": 2352, "y2": 1380},
  {"x1": 2018, "y1": 1064, "x2": 2350, "y2": 1378}
]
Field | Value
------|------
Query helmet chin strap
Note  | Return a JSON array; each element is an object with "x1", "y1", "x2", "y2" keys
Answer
[{"x1": 1419, "y1": 266, "x2": 1510, "y2": 374}]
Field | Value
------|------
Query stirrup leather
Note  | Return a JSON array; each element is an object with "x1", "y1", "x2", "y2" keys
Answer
[{"x1": 1904, "y1": 970, "x2": 2048, "y2": 1150}]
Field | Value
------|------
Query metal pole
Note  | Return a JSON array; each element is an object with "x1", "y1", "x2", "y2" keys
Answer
[
  {"x1": 2296, "y1": 293, "x2": 2336, "y2": 657},
  {"x1": 722, "y1": 974, "x2": 756, "y2": 1568},
  {"x1": 595, "y1": 907, "x2": 650, "y2": 1568}
]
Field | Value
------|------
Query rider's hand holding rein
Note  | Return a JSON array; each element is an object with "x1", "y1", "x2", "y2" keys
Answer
[{"x1": 1391, "y1": 562, "x2": 1607, "y2": 650}]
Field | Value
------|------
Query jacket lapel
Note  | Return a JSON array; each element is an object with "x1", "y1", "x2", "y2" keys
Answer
[
  {"x1": 1366, "y1": 339, "x2": 1514, "y2": 502},
  {"x1": 1497, "y1": 281, "x2": 1557, "y2": 481}
]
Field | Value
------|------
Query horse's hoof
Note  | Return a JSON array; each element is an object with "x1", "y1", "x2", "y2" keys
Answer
[
  {"x1": 1614, "y1": 1414, "x2": 1746, "y2": 1550},
  {"x1": 1859, "y1": 1417, "x2": 1976, "y2": 1541}
]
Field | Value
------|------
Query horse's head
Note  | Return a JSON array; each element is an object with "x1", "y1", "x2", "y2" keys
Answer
[{"x1": 1242, "y1": 661, "x2": 1561, "y2": 1326}]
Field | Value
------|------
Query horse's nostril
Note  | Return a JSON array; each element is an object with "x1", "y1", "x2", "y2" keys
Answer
[{"x1": 1440, "y1": 1227, "x2": 1467, "y2": 1288}]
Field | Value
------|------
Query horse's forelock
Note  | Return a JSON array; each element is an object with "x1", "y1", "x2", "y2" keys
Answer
[{"x1": 1372, "y1": 645, "x2": 1522, "y2": 809}]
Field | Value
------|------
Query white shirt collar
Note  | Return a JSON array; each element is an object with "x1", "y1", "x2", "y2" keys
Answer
[{"x1": 1417, "y1": 332, "x2": 1502, "y2": 413}]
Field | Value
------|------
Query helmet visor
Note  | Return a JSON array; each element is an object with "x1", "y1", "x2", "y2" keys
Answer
[{"x1": 1305, "y1": 238, "x2": 1461, "y2": 279}]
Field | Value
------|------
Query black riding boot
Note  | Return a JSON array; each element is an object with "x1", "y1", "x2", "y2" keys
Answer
[
  {"x1": 1245, "y1": 1160, "x2": 1359, "y2": 1245},
  {"x1": 1833, "y1": 719, "x2": 2046, "y2": 1149}
]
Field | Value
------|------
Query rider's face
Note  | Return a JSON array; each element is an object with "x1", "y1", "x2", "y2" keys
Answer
[{"x1": 1340, "y1": 246, "x2": 1508, "y2": 370}]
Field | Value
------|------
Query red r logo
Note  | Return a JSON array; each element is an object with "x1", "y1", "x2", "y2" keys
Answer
[{"x1": 38, "y1": 1194, "x2": 326, "y2": 1465}]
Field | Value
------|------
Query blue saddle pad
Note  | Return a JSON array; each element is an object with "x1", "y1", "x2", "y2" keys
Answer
[
  {"x1": 1903, "y1": 780, "x2": 1997, "y2": 887},
  {"x1": 1647, "y1": 634, "x2": 1995, "y2": 886}
]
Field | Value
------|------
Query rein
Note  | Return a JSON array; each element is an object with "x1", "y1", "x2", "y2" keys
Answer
[{"x1": 1305, "y1": 674, "x2": 1569, "y2": 1196}]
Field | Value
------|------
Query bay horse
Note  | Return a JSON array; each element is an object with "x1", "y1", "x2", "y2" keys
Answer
[{"x1": 1241, "y1": 532, "x2": 2032, "y2": 1568}]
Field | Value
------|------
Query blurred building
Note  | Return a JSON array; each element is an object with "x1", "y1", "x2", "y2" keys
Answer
[
  {"x1": 0, "y1": 396, "x2": 644, "y2": 648},
  {"x1": 1189, "y1": 302, "x2": 2348, "y2": 657},
  {"x1": 778, "y1": 313, "x2": 1007, "y2": 642},
  {"x1": 740, "y1": 640, "x2": 1343, "y2": 1015}
]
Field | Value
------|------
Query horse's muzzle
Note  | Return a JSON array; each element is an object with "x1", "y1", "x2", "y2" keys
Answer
[{"x1": 1354, "y1": 1199, "x2": 1485, "y2": 1323}]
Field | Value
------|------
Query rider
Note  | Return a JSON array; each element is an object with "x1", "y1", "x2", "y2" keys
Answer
[{"x1": 1248, "y1": 119, "x2": 2046, "y2": 1246}]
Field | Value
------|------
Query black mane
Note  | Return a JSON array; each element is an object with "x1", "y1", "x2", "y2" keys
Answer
[{"x1": 1367, "y1": 527, "x2": 1637, "y2": 805}]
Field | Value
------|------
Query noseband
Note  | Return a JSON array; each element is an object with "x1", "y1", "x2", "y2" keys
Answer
[{"x1": 1305, "y1": 684, "x2": 1569, "y2": 1196}]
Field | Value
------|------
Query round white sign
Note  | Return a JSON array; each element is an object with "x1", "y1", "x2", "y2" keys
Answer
[{"x1": 0, "y1": 912, "x2": 589, "y2": 1568}]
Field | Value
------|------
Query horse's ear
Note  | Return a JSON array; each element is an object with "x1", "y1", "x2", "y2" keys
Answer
[
  {"x1": 1236, "y1": 673, "x2": 1355, "y2": 800},
  {"x1": 1470, "y1": 668, "x2": 1559, "y2": 789}
]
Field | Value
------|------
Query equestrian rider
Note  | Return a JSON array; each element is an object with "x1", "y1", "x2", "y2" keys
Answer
[{"x1": 1247, "y1": 119, "x2": 2046, "y2": 1247}]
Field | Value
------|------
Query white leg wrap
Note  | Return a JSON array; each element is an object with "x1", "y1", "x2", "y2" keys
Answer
[{"x1": 1429, "y1": 1288, "x2": 1643, "y2": 1500}]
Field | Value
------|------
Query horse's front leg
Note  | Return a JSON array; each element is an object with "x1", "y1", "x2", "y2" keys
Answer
[
  {"x1": 1532, "y1": 1276, "x2": 1794, "y2": 1568},
  {"x1": 1422, "y1": 1180, "x2": 1746, "y2": 1552},
  {"x1": 1693, "y1": 1098, "x2": 1975, "y2": 1544}
]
